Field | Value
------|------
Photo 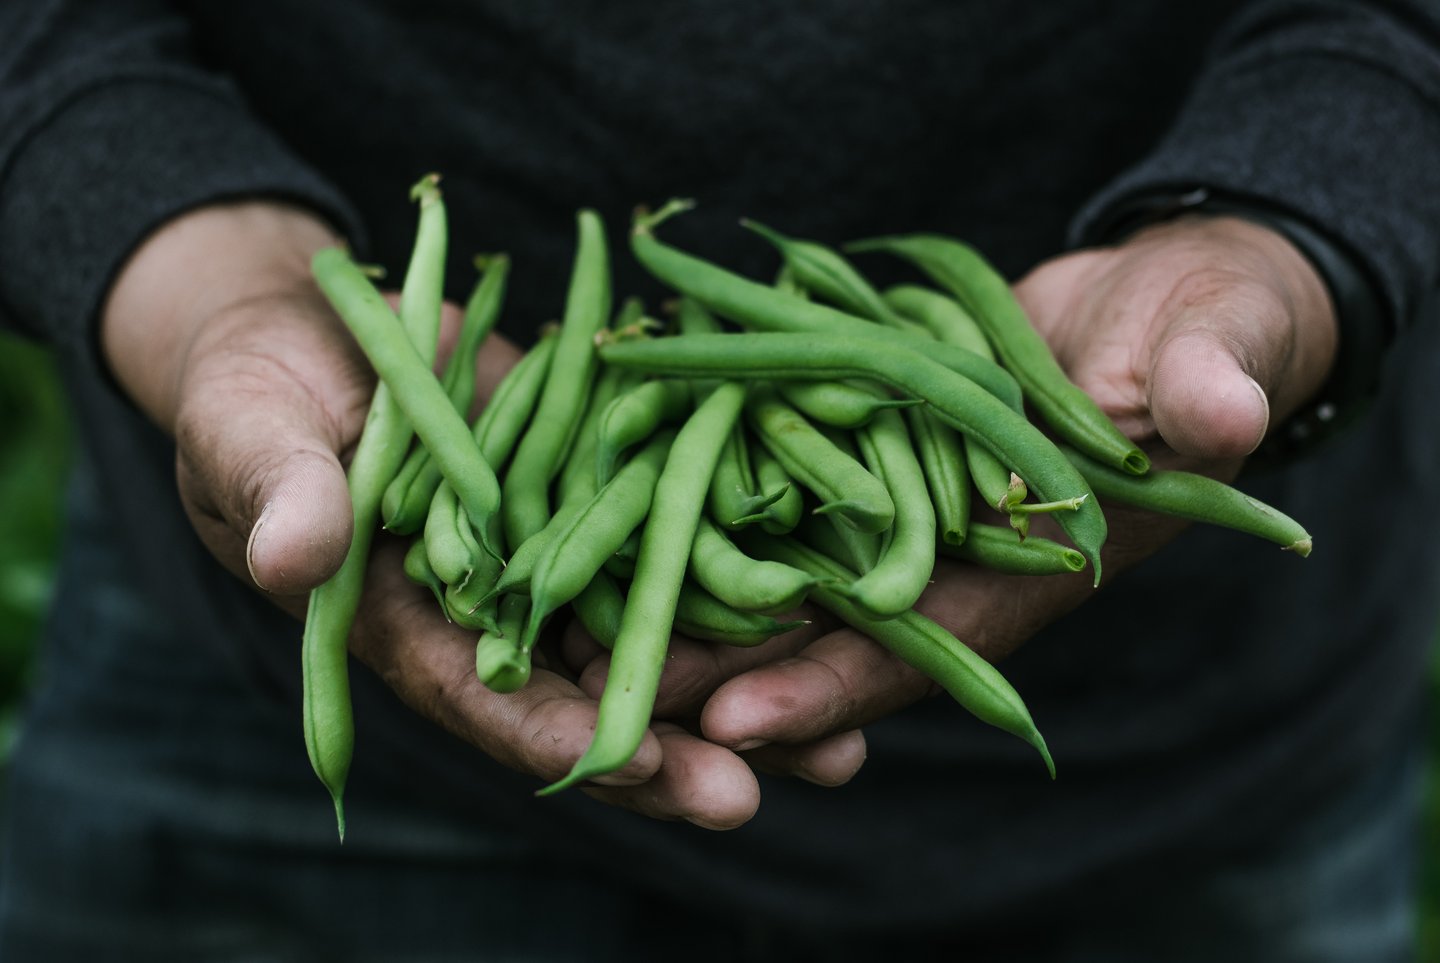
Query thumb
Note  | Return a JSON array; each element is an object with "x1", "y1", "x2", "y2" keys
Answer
[
  {"x1": 172, "y1": 304, "x2": 364, "y2": 598},
  {"x1": 1146, "y1": 315, "x2": 1272, "y2": 460}
]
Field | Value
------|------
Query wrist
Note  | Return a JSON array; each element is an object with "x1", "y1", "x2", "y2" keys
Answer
[{"x1": 101, "y1": 201, "x2": 343, "y2": 430}]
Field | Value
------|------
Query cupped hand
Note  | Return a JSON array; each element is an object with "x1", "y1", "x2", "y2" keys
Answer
[
  {"x1": 100, "y1": 200, "x2": 763, "y2": 830},
  {"x1": 674, "y1": 214, "x2": 1337, "y2": 760}
]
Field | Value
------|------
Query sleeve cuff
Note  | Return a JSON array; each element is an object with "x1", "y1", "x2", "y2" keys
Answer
[{"x1": 0, "y1": 79, "x2": 367, "y2": 355}]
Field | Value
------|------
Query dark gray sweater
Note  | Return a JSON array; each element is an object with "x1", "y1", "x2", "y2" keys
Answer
[{"x1": 2, "y1": 0, "x2": 1439, "y2": 949}]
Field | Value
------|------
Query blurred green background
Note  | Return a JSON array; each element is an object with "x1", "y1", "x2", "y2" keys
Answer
[{"x1": 0, "y1": 329, "x2": 1436, "y2": 951}]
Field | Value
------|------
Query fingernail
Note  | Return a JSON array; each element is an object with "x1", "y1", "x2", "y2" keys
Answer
[
  {"x1": 733, "y1": 738, "x2": 769, "y2": 752},
  {"x1": 246, "y1": 503, "x2": 273, "y2": 592},
  {"x1": 1245, "y1": 375, "x2": 1271, "y2": 453}
]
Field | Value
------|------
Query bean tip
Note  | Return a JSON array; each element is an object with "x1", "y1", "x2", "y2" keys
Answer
[
  {"x1": 1284, "y1": 536, "x2": 1313, "y2": 558},
  {"x1": 632, "y1": 198, "x2": 696, "y2": 236}
]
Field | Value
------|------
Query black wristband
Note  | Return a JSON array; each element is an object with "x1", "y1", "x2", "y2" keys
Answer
[{"x1": 1086, "y1": 187, "x2": 1390, "y2": 463}]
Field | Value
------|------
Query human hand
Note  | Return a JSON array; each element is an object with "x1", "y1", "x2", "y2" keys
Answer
[
  {"x1": 652, "y1": 215, "x2": 1337, "y2": 761},
  {"x1": 99, "y1": 200, "x2": 768, "y2": 830}
]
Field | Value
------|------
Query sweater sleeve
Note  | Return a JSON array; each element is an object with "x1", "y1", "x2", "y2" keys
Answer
[
  {"x1": 0, "y1": 0, "x2": 365, "y2": 353},
  {"x1": 1070, "y1": 0, "x2": 1440, "y2": 337}
]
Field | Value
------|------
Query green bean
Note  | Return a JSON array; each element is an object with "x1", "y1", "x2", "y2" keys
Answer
[
  {"x1": 473, "y1": 329, "x2": 559, "y2": 468},
  {"x1": 881, "y1": 284, "x2": 1024, "y2": 516},
  {"x1": 848, "y1": 233, "x2": 1148, "y2": 476},
  {"x1": 688, "y1": 516, "x2": 818, "y2": 615},
  {"x1": 741, "y1": 219, "x2": 924, "y2": 334},
  {"x1": 383, "y1": 328, "x2": 559, "y2": 537},
  {"x1": 630, "y1": 201, "x2": 1024, "y2": 408},
  {"x1": 907, "y1": 405, "x2": 970, "y2": 546},
  {"x1": 444, "y1": 514, "x2": 504, "y2": 632},
  {"x1": 839, "y1": 408, "x2": 937, "y2": 618},
  {"x1": 402, "y1": 536, "x2": 445, "y2": 612},
  {"x1": 313, "y1": 248, "x2": 504, "y2": 561},
  {"x1": 602, "y1": 546, "x2": 636, "y2": 581},
  {"x1": 483, "y1": 364, "x2": 637, "y2": 605},
  {"x1": 746, "y1": 384, "x2": 895, "y2": 535},
  {"x1": 382, "y1": 253, "x2": 511, "y2": 534},
  {"x1": 1062, "y1": 447, "x2": 1312, "y2": 555},
  {"x1": 539, "y1": 382, "x2": 748, "y2": 795},
  {"x1": 776, "y1": 379, "x2": 923, "y2": 429},
  {"x1": 601, "y1": 332, "x2": 1105, "y2": 580},
  {"x1": 595, "y1": 378, "x2": 692, "y2": 486},
  {"x1": 673, "y1": 581, "x2": 809, "y2": 647},
  {"x1": 521, "y1": 431, "x2": 677, "y2": 654},
  {"x1": 302, "y1": 175, "x2": 446, "y2": 840},
  {"x1": 794, "y1": 513, "x2": 879, "y2": 573},
  {"x1": 474, "y1": 594, "x2": 532, "y2": 693},
  {"x1": 572, "y1": 570, "x2": 627, "y2": 650},
  {"x1": 558, "y1": 373, "x2": 645, "y2": 507},
  {"x1": 940, "y1": 523, "x2": 1087, "y2": 575},
  {"x1": 745, "y1": 533, "x2": 1054, "y2": 777},
  {"x1": 707, "y1": 423, "x2": 782, "y2": 529},
  {"x1": 502, "y1": 210, "x2": 612, "y2": 549},
  {"x1": 423, "y1": 480, "x2": 479, "y2": 587},
  {"x1": 748, "y1": 441, "x2": 803, "y2": 534},
  {"x1": 882, "y1": 284, "x2": 991, "y2": 357}
]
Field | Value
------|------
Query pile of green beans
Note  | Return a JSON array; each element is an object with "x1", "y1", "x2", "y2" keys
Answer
[{"x1": 303, "y1": 185, "x2": 1313, "y2": 835}]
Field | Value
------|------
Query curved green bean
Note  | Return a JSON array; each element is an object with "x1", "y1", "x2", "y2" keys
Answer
[
  {"x1": 689, "y1": 516, "x2": 818, "y2": 615},
  {"x1": 673, "y1": 581, "x2": 809, "y2": 647},
  {"x1": 630, "y1": 201, "x2": 1024, "y2": 409},
  {"x1": 746, "y1": 385, "x2": 895, "y2": 535},
  {"x1": 741, "y1": 219, "x2": 921, "y2": 333},
  {"x1": 840, "y1": 408, "x2": 937, "y2": 618},
  {"x1": 599, "y1": 332, "x2": 1105, "y2": 581},
  {"x1": 746, "y1": 533, "x2": 1054, "y2": 777},
  {"x1": 849, "y1": 234, "x2": 1148, "y2": 476}
]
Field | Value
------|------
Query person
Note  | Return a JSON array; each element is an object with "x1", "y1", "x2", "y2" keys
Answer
[{"x1": 0, "y1": 0, "x2": 1437, "y2": 959}]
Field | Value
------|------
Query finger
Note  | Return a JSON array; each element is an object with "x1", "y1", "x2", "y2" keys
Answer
[
  {"x1": 352, "y1": 539, "x2": 663, "y2": 787},
  {"x1": 173, "y1": 292, "x2": 365, "y2": 595},
  {"x1": 581, "y1": 722, "x2": 761, "y2": 830},
  {"x1": 741, "y1": 728, "x2": 868, "y2": 787},
  {"x1": 699, "y1": 628, "x2": 934, "y2": 751}
]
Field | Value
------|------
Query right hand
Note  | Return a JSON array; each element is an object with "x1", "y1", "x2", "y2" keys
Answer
[{"x1": 100, "y1": 200, "x2": 767, "y2": 829}]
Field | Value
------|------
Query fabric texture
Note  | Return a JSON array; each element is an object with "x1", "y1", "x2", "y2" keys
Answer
[{"x1": 1, "y1": 0, "x2": 1438, "y2": 955}]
